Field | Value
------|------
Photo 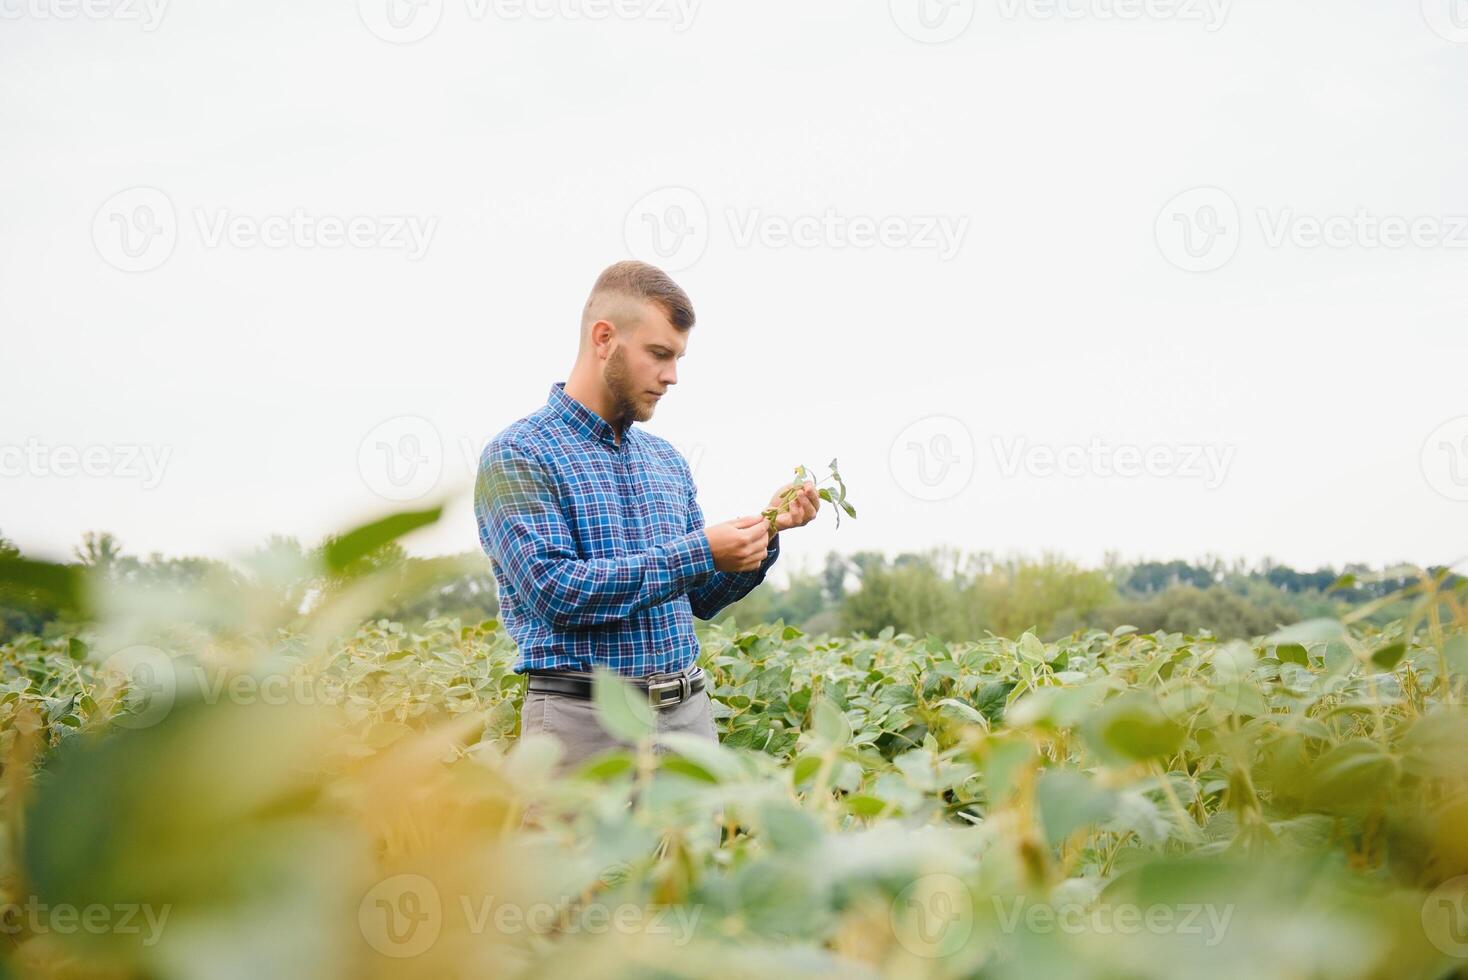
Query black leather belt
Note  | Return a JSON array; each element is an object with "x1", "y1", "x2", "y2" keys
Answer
[{"x1": 526, "y1": 664, "x2": 705, "y2": 709}]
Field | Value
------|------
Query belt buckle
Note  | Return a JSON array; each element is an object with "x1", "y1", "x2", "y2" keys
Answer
[{"x1": 646, "y1": 675, "x2": 687, "y2": 708}]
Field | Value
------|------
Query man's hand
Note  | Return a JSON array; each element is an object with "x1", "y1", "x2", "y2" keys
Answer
[
  {"x1": 705, "y1": 515, "x2": 773, "y2": 572},
  {"x1": 766, "y1": 480, "x2": 821, "y2": 533}
]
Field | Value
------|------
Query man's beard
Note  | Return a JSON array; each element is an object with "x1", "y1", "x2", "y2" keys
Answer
[{"x1": 603, "y1": 345, "x2": 653, "y2": 428}]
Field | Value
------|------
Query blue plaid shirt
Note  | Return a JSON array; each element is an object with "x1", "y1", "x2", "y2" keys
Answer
[{"x1": 474, "y1": 380, "x2": 780, "y2": 676}]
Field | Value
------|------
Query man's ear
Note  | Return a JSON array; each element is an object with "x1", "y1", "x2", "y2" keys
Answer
[{"x1": 590, "y1": 319, "x2": 616, "y2": 358}]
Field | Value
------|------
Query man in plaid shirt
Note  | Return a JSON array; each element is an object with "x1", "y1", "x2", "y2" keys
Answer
[{"x1": 474, "y1": 260, "x2": 820, "y2": 776}]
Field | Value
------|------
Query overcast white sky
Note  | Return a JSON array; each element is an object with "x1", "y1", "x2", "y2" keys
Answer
[{"x1": 3, "y1": 0, "x2": 1466, "y2": 582}]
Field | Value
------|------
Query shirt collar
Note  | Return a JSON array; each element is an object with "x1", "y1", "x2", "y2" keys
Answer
[{"x1": 548, "y1": 381, "x2": 630, "y2": 447}]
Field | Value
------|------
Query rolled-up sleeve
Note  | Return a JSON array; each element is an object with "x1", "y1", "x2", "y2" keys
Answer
[{"x1": 474, "y1": 439, "x2": 715, "y2": 629}]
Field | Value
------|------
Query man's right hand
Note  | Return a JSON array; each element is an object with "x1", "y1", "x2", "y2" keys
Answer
[{"x1": 705, "y1": 515, "x2": 772, "y2": 572}]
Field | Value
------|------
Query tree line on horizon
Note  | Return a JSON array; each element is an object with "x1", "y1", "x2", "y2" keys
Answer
[{"x1": 0, "y1": 528, "x2": 1449, "y2": 644}]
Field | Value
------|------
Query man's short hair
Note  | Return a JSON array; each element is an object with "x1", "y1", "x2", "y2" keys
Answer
[{"x1": 583, "y1": 260, "x2": 695, "y2": 333}]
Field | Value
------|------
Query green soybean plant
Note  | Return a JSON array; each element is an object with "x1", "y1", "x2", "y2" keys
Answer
[{"x1": 762, "y1": 458, "x2": 857, "y2": 536}]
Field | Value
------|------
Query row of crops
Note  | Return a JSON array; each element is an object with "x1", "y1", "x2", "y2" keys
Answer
[{"x1": 0, "y1": 532, "x2": 1465, "y2": 978}]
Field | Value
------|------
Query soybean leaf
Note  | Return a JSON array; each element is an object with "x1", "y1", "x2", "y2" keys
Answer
[
  {"x1": 1369, "y1": 642, "x2": 1407, "y2": 671},
  {"x1": 1036, "y1": 770, "x2": 1118, "y2": 847},
  {"x1": 322, "y1": 505, "x2": 443, "y2": 572},
  {"x1": 592, "y1": 667, "x2": 655, "y2": 742}
]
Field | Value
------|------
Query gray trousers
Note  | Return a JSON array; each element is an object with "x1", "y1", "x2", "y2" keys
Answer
[{"x1": 520, "y1": 681, "x2": 718, "y2": 779}]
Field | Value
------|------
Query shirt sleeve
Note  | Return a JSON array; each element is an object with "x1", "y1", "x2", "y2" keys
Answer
[
  {"x1": 474, "y1": 438, "x2": 716, "y2": 629},
  {"x1": 681, "y1": 456, "x2": 781, "y2": 621}
]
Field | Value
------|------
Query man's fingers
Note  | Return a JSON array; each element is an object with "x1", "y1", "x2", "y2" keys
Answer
[{"x1": 735, "y1": 514, "x2": 765, "y2": 528}]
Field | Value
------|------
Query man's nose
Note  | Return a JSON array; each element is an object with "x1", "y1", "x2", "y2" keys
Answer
[{"x1": 660, "y1": 364, "x2": 678, "y2": 387}]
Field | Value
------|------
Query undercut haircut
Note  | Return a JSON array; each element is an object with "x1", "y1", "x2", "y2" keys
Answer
[{"x1": 582, "y1": 260, "x2": 696, "y2": 334}]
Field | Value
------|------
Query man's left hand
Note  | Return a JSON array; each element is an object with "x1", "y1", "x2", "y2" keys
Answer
[{"x1": 767, "y1": 481, "x2": 820, "y2": 533}]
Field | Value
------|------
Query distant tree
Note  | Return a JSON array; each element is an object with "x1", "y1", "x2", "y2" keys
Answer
[
  {"x1": 387, "y1": 554, "x2": 499, "y2": 625},
  {"x1": 969, "y1": 555, "x2": 1115, "y2": 639},
  {"x1": 0, "y1": 532, "x2": 57, "y2": 640},
  {"x1": 1121, "y1": 560, "x2": 1216, "y2": 595},
  {"x1": 717, "y1": 570, "x2": 832, "y2": 634},
  {"x1": 74, "y1": 531, "x2": 123, "y2": 572},
  {"x1": 1096, "y1": 584, "x2": 1300, "y2": 640},
  {"x1": 841, "y1": 551, "x2": 972, "y2": 640},
  {"x1": 822, "y1": 552, "x2": 849, "y2": 605}
]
